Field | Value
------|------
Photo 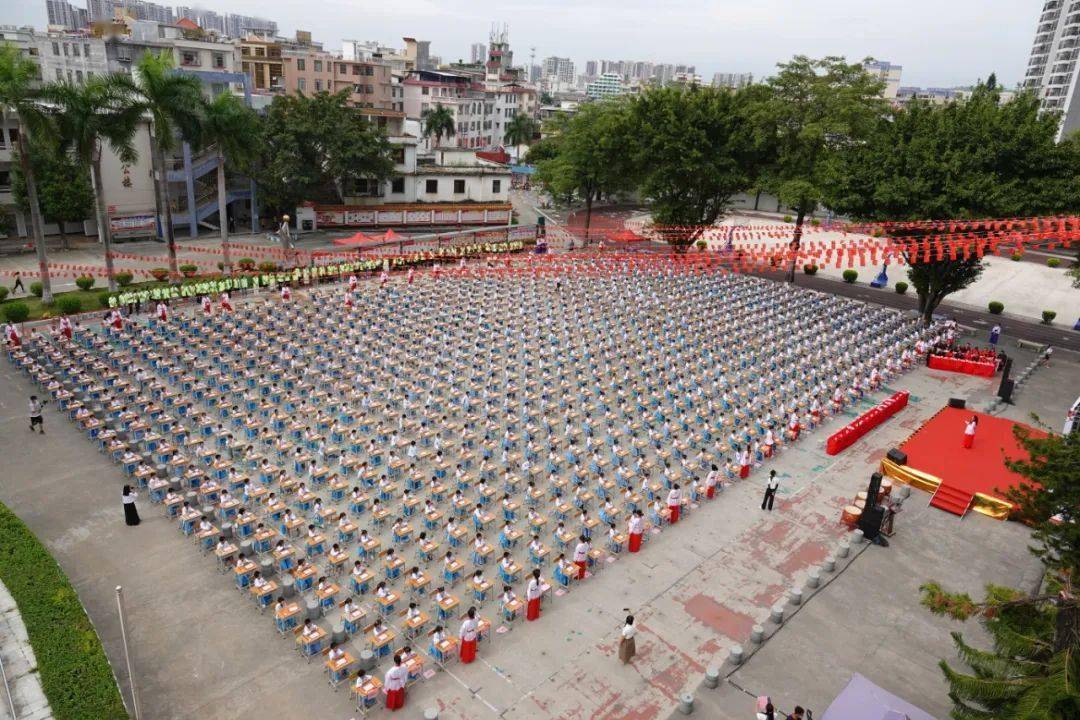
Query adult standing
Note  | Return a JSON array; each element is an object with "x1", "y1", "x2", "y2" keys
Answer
[
  {"x1": 11, "y1": 271, "x2": 25, "y2": 295},
  {"x1": 618, "y1": 614, "x2": 636, "y2": 664},
  {"x1": 666, "y1": 483, "x2": 682, "y2": 523},
  {"x1": 573, "y1": 535, "x2": 590, "y2": 580},
  {"x1": 962, "y1": 415, "x2": 978, "y2": 449},
  {"x1": 627, "y1": 510, "x2": 644, "y2": 553},
  {"x1": 28, "y1": 395, "x2": 44, "y2": 434},
  {"x1": 459, "y1": 606, "x2": 479, "y2": 664},
  {"x1": 989, "y1": 324, "x2": 1001, "y2": 348},
  {"x1": 525, "y1": 568, "x2": 543, "y2": 621},
  {"x1": 122, "y1": 485, "x2": 141, "y2": 526},
  {"x1": 383, "y1": 653, "x2": 407, "y2": 711},
  {"x1": 761, "y1": 470, "x2": 779, "y2": 511}
]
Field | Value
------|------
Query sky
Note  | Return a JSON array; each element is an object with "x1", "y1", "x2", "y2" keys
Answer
[{"x1": 10, "y1": 0, "x2": 1038, "y2": 88}]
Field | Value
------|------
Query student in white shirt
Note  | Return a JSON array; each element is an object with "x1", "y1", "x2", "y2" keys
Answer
[
  {"x1": 383, "y1": 654, "x2": 408, "y2": 710},
  {"x1": 618, "y1": 614, "x2": 637, "y2": 664},
  {"x1": 525, "y1": 568, "x2": 543, "y2": 621},
  {"x1": 458, "y1": 606, "x2": 480, "y2": 664}
]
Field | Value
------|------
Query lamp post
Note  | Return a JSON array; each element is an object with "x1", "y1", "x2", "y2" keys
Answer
[{"x1": 115, "y1": 586, "x2": 140, "y2": 720}]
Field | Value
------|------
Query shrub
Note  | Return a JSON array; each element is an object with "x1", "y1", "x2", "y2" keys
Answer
[
  {"x1": 782, "y1": 214, "x2": 793, "y2": 223},
  {"x1": 988, "y1": 301, "x2": 1004, "y2": 315},
  {"x1": 2, "y1": 301, "x2": 29, "y2": 323},
  {"x1": 1047, "y1": 257, "x2": 1060, "y2": 268},
  {"x1": 98, "y1": 290, "x2": 113, "y2": 309},
  {"x1": 1011, "y1": 252, "x2": 1022, "y2": 261},
  {"x1": 0, "y1": 503, "x2": 127, "y2": 719},
  {"x1": 179, "y1": 263, "x2": 198, "y2": 276},
  {"x1": 257, "y1": 261, "x2": 279, "y2": 273},
  {"x1": 895, "y1": 281, "x2": 908, "y2": 294},
  {"x1": 0, "y1": 286, "x2": 8, "y2": 301},
  {"x1": 803, "y1": 264, "x2": 818, "y2": 275},
  {"x1": 75, "y1": 275, "x2": 95, "y2": 291},
  {"x1": 115, "y1": 271, "x2": 134, "y2": 287},
  {"x1": 842, "y1": 269, "x2": 858, "y2": 283},
  {"x1": 217, "y1": 261, "x2": 225, "y2": 271},
  {"x1": 695, "y1": 240, "x2": 708, "y2": 250},
  {"x1": 150, "y1": 267, "x2": 169, "y2": 281},
  {"x1": 237, "y1": 257, "x2": 256, "y2": 270},
  {"x1": 871, "y1": 228, "x2": 884, "y2": 237},
  {"x1": 810, "y1": 217, "x2": 821, "y2": 227},
  {"x1": 56, "y1": 295, "x2": 83, "y2": 315},
  {"x1": 1042, "y1": 310, "x2": 1056, "y2": 324},
  {"x1": 30, "y1": 281, "x2": 43, "y2": 297}
]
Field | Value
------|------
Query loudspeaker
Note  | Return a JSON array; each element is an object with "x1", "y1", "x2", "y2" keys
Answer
[
  {"x1": 858, "y1": 505, "x2": 886, "y2": 540},
  {"x1": 948, "y1": 398, "x2": 966, "y2": 409},
  {"x1": 998, "y1": 379, "x2": 1015, "y2": 403},
  {"x1": 886, "y1": 448, "x2": 908, "y2": 465}
]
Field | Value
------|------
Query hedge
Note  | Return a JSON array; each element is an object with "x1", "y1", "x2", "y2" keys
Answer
[{"x1": 0, "y1": 503, "x2": 127, "y2": 719}]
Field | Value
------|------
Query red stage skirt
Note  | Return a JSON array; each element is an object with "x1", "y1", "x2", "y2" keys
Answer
[
  {"x1": 526, "y1": 597, "x2": 541, "y2": 621},
  {"x1": 575, "y1": 560, "x2": 587, "y2": 579},
  {"x1": 763, "y1": 445, "x2": 773, "y2": 458},
  {"x1": 460, "y1": 639, "x2": 477, "y2": 663},
  {"x1": 963, "y1": 434, "x2": 974, "y2": 448},
  {"x1": 705, "y1": 486, "x2": 715, "y2": 499},
  {"x1": 385, "y1": 687, "x2": 405, "y2": 710},
  {"x1": 628, "y1": 532, "x2": 642, "y2": 553},
  {"x1": 668, "y1": 504, "x2": 680, "y2": 523},
  {"x1": 739, "y1": 465, "x2": 750, "y2": 479},
  {"x1": 62, "y1": 329, "x2": 72, "y2": 340}
]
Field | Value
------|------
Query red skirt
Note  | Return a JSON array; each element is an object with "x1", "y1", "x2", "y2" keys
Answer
[
  {"x1": 460, "y1": 638, "x2": 477, "y2": 664},
  {"x1": 575, "y1": 560, "x2": 587, "y2": 579},
  {"x1": 628, "y1": 532, "x2": 642, "y2": 553},
  {"x1": 385, "y1": 687, "x2": 405, "y2": 710},
  {"x1": 962, "y1": 434, "x2": 974, "y2": 448},
  {"x1": 763, "y1": 445, "x2": 773, "y2": 458},
  {"x1": 739, "y1": 464, "x2": 750, "y2": 479},
  {"x1": 526, "y1": 597, "x2": 541, "y2": 621},
  {"x1": 668, "y1": 504, "x2": 680, "y2": 523},
  {"x1": 62, "y1": 328, "x2": 73, "y2": 340},
  {"x1": 705, "y1": 486, "x2": 715, "y2": 499}
]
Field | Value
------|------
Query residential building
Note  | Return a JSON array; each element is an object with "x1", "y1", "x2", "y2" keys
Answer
[
  {"x1": 88, "y1": 0, "x2": 175, "y2": 24},
  {"x1": 895, "y1": 85, "x2": 1017, "y2": 107},
  {"x1": 542, "y1": 56, "x2": 575, "y2": 84},
  {"x1": 342, "y1": 40, "x2": 409, "y2": 76},
  {"x1": 584, "y1": 60, "x2": 598, "y2": 79},
  {"x1": 586, "y1": 72, "x2": 626, "y2": 100},
  {"x1": 45, "y1": 0, "x2": 89, "y2": 30},
  {"x1": 485, "y1": 25, "x2": 516, "y2": 81},
  {"x1": 281, "y1": 48, "x2": 395, "y2": 109},
  {"x1": 470, "y1": 42, "x2": 486, "y2": 64},
  {"x1": 0, "y1": 25, "x2": 108, "y2": 85},
  {"x1": 529, "y1": 64, "x2": 541, "y2": 83},
  {"x1": 403, "y1": 37, "x2": 432, "y2": 71},
  {"x1": 240, "y1": 35, "x2": 285, "y2": 91},
  {"x1": 1022, "y1": 0, "x2": 1080, "y2": 140},
  {"x1": 864, "y1": 60, "x2": 902, "y2": 100},
  {"x1": 711, "y1": 72, "x2": 753, "y2": 89}
]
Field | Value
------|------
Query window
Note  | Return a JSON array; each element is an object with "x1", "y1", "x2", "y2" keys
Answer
[
  {"x1": 213, "y1": 53, "x2": 225, "y2": 69},
  {"x1": 0, "y1": 170, "x2": 10, "y2": 188},
  {"x1": 390, "y1": 147, "x2": 405, "y2": 164},
  {"x1": 391, "y1": 177, "x2": 405, "y2": 193},
  {"x1": 425, "y1": 179, "x2": 438, "y2": 194},
  {"x1": 62, "y1": 43, "x2": 68, "y2": 56},
  {"x1": 84, "y1": 44, "x2": 90, "y2": 57},
  {"x1": 55, "y1": 68, "x2": 63, "y2": 81},
  {"x1": 313, "y1": 60, "x2": 322, "y2": 72},
  {"x1": 453, "y1": 179, "x2": 466, "y2": 194},
  {"x1": 51, "y1": 41, "x2": 59, "y2": 55},
  {"x1": 72, "y1": 44, "x2": 80, "y2": 57},
  {"x1": 298, "y1": 78, "x2": 306, "y2": 91},
  {"x1": 314, "y1": 79, "x2": 322, "y2": 91},
  {"x1": 352, "y1": 65, "x2": 360, "y2": 75},
  {"x1": 421, "y1": 86, "x2": 429, "y2": 95},
  {"x1": 87, "y1": 71, "x2": 94, "y2": 79},
  {"x1": 365, "y1": 66, "x2": 374, "y2": 75},
  {"x1": 492, "y1": 179, "x2": 502, "y2": 193},
  {"x1": 76, "y1": 70, "x2": 83, "y2": 83},
  {"x1": 181, "y1": 51, "x2": 199, "y2": 67},
  {"x1": 66, "y1": 69, "x2": 73, "y2": 82},
  {"x1": 296, "y1": 58, "x2": 305, "y2": 71},
  {"x1": 255, "y1": 47, "x2": 265, "y2": 57}
]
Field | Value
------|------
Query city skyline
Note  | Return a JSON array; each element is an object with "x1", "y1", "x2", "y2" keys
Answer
[{"x1": 14, "y1": 0, "x2": 1036, "y2": 88}]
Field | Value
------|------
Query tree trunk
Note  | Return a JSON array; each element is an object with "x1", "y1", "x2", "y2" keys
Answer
[
  {"x1": 216, "y1": 150, "x2": 231, "y2": 274},
  {"x1": 753, "y1": 189, "x2": 761, "y2": 211},
  {"x1": 152, "y1": 137, "x2": 178, "y2": 279},
  {"x1": 785, "y1": 208, "x2": 805, "y2": 283},
  {"x1": 90, "y1": 148, "x2": 118, "y2": 292},
  {"x1": 920, "y1": 291, "x2": 939, "y2": 327},
  {"x1": 584, "y1": 193, "x2": 593, "y2": 247},
  {"x1": 1053, "y1": 602, "x2": 1080, "y2": 653},
  {"x1": 58, "y1": 224, "x2": 68, "y2": 251},
  {"x1": 16, "y1": 123, "x2": 53, "y2": 304}
]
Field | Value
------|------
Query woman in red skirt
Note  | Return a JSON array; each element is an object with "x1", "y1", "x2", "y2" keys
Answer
[
  {"x1": 573, "y1": 535, "x2": 590, "y2": 579},
  {"x1": 383, "y1": 654, "x2": 407, "y2": 710},
  {"x1": 705, "y1": 465, "x2": 719, "y2": 499},
  {"x1": 526, "y1": 568, "x2": 543, "y2": 621},
  {"x1": 666, "y1": 483, "x2": 682, "y2": 523},
  {"x1": 459, "y1": 606, "x2": 480, "y2": 663},
  {"x1": 962, "y1": 416, "x2": 977, "y2": 448},
  {"x1": 627, "y1": 510, "x2": 644, "y2": 553},
  {"x1": 738, "y1": 448, "x2": 751, "y2": 479}
]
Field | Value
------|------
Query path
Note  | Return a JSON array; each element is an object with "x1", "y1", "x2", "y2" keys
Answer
[{"x1": 0, "y1": 580, "x2": 52, "y2": 720}]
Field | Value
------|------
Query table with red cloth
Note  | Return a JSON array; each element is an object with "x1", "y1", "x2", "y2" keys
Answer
[
  {"x1": 826, "y1": 391, "x2": 909, "y2": 455},
  {"x1": 927, "y1": 355, "x2": 996, "y2": 377}
]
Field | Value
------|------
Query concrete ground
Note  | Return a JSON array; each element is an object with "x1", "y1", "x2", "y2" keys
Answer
[
  {"x1": 0, "y1": 580, "x2": 52, "y2": 720},
  {"x1": 0, "y1": 323, "x2": 1020, "y2": 720}
]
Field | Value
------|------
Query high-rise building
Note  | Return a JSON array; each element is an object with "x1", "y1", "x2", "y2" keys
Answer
[
  {"x1": 863, "y1": 60, "x2": 902, "y2": 100},
  {"x1": 529, "y1": 64, "x2": 541, "y2": 83},
  {"x1": 711, "y1": 72, "x2": 753, "y2": 89},
  {"x1": 542, "y1": 56, "x2": 574, "y2": 84},
  {"x1": 1023, "y1": 0, "x2": 1080, "y2": 140},
  {"x1": 470, "y1": 42, "x2": 486, "y2": 64},
  {"x1": 584, "y1": 60, "x2": 598, "y2": 78},
  {"x1": 586, "y1": 72, "x2": 626, "y2": 100},
  {"x1": 45, "y1": 0, "x2": 89, "y2": 29},
  {"x1": 85, "y1": 0, "x2": 173, "y2": 24}
]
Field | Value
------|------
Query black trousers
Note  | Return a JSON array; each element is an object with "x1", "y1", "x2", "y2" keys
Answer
[{"x1": 761, "y1": 488, "x2": 776, "y2": 510}]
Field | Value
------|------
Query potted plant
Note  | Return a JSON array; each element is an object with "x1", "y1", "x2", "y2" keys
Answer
[
  {"x1": 988, "y1": 301, "x2": 1004, "y2": 315},
  {"x1": 258, "y1": 261, "x2": 279, "y2": 273},
  {"x1": 842, "y1": 269, "x2": 858, "y2": 284},
  {"x1": 238, "y1": 258, "x2": 256, "y2": 271},
  {"x1": 1011, "y1": 252, "x2": 1022, "y2": 261},
  {"x1": 895, "y1": 281, "x2": 908, "y2": 294},
  {"x1": 695, "y1": 240, "x2": 708, "y2": 251},
  {"x1": 150, "y1": 267, "x2": 169, "y2": 281},
  {"x1": 1047, "y1": 257, "x2": 1060, "y2": 268},
  {"x1": 1042, "y1": 310, "x2": 1056, "y2": 325},
  {"x1": 803, "y1": 264, "x2": 818, "y2": 275},
  {"x1": 179, "y1": 263, "x2": 198, "y2": 278}
]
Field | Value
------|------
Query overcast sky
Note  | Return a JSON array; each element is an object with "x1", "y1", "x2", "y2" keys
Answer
[{"x1": 11, "y1": 0, "x2": 1037, "y2": 87}]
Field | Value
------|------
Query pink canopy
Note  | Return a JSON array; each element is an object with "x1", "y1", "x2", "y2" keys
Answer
[{"x1": 332, "y1": 232, "x2": 377, "y2": 247}]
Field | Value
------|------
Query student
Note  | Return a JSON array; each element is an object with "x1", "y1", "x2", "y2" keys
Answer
[
  {"x1": 383, "y1": 653, "x2": 408, "y2": 711},
  {"x1": 525, "y1": 568, "x2": 543, "y2": 621},
  {"x1": 962, "y1": 415, "x2": 977, "y2": 449},
  {"x1": 573, "y1": 535, "x2": 590, "y2": 580},
  {"x1": 761, "y1": 470, "x2": 779, "y2": 511},
  {"x1": 122, "y1": 485, "x2": 140, "y2": 526},
  {"x1": 666, "y1": 483, "x2": 682, "y2": 524},
  {"x1": 618, "y1": 614, "x2": 636, "y2": 664},
  {"x1": 28, "y1": 395, "x2": 44, "y2": 434},
  {"x1": 627, "y1": 510, "x2": 644, "y2": 553},
  {"x1": 459, "y1": 606, "x2": 480, "y2": 664}
]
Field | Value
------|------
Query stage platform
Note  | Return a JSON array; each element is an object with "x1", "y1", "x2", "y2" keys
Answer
[{"x1": 881, "y1": 406, "x2": 1041, "y2": 519}]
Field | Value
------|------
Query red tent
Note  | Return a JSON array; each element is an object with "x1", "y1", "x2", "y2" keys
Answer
[
  {"x1": 610, "y1": 229, "x2": 644, "y2": 242},
  {"x1": 381, "y1": 228, "x2": 402, "y2": 242},
  {"x1": 332, "y1": 231, "x2": 376, "y2": 247}
]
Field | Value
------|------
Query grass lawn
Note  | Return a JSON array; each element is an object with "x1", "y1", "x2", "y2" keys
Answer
[{"x1": 0, "y1": 289, "x2": 109, "y2": 321}]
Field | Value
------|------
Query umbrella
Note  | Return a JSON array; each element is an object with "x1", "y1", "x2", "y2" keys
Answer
[
  {"x1": 821, "y1": 673, "x2": 937, "y2": 720},
  {"x1": 332, "y1": 232, "x2": 377, "y2": 247}
]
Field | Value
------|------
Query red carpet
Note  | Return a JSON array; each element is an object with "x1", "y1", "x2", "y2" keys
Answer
[{"x1": 900, "y1": 407, "x2": 1041, "y2": 517}]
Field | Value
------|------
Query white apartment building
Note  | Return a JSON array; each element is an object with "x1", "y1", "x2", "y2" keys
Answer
[
  {"x1": 586, "y1": 72, "x2": 626, "y2": 100},
  {"x1": 0, "y1": 25, "x2": 108, "y2": 85},
  {"x1": 542, "y1": 56, "x2": 575, "y2": 84},
  {"x1": 711, "y1": 72, "x2": 753, "y2": 89},
  {"x1": 864, "y1": 60, "x2": 903, "y2": 100},
  {"x1": 1023, "y1": 0, "x2": 1080, "y2": 140}
]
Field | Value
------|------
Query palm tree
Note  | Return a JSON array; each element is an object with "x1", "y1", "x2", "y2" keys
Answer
[
  {"x1": 421, "y1": 103, "x2": 455, "y2": 147},
  {"x1": 198, "y1": 92, "x2": 260, "y2": 273},
  {"x1": 504, "y1": 112, "x2": 539, "y2": 152},
  {"x1": 132, "y1": 50, "x2": 204, "y2": 278},
  {"x1": 43, "y1": 76, "x2": 143, "y2": 292},
  {"x1": 0, "y1": 44, "x2": 54, "y2": 303}
]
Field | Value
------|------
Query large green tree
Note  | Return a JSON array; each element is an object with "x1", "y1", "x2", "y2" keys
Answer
[
  {"x1": 254, "y1": 91, "x2": 394, "y2": 219},
  {"x1": 199, "y1": 92, "x2": 260, "y2": 273},
  {"x1": 628, "y1": 84, "x2": 764, "y2": 251},
  {"x1": 829, "y1": 80, "x2": 1080, "y2": 324},
  {"x1": 504, "y1": 112, "x2": 539, "y2": 149},
  {"x1": 43, "y1": 76, "x2": 143, "y2": 291},
  {"x1": 533, "y1": 100, "x2": 636, "y2": 244},
  {"x1": 133, "y1": 50, "x2": 205, "y2": 278},
  {"x1": 421, "y1": 103, "x2": 456, "y2": 147},
  {"x1": 755, "y1": 55, "x2": 886, "y2": 281},
  {"x1": 0, "y1": 44, "x2": 55, "y2": 303},
  {"x1": 12, "y1": 136, "x2": 95, "y2": 252}
]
